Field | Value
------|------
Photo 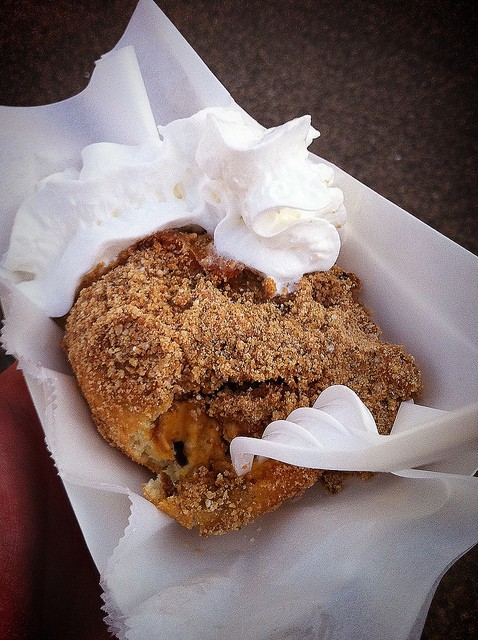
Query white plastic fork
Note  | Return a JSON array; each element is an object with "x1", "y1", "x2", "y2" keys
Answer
[{"x1": 230, "y1": 385, "x2": 478, "y2": 476}]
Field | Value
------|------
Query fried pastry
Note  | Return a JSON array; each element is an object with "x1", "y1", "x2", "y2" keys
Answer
[{"x1": 62, "y1": 229, "x2": 421, "y2": 535}]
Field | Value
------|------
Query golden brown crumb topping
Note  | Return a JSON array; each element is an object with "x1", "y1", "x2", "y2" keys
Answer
[{"x1": 63, "y1": 229, "x2": 421, "y2": 534}]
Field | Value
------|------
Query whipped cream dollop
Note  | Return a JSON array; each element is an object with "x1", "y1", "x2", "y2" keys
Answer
[{"x1": 2, "y1": 107, "x2": 346, "y2": 317}]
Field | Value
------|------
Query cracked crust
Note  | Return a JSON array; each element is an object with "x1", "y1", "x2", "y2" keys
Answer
[{"x1": 62, "y1": 229, "x2": 421, "y2": 535}]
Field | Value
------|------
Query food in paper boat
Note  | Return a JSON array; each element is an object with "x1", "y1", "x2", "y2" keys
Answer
[{"x1": 3, "y1": 107, "x2": 422, "y2": 534}]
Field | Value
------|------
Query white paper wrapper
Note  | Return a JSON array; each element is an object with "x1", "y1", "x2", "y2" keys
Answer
[{"x1": 1, "y1": 1, "x2": 477, "y2": 639}]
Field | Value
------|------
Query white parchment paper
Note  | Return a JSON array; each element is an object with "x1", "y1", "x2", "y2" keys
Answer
[{"x1": 1, "y1": 1, "x2": 477, "y2": 639}]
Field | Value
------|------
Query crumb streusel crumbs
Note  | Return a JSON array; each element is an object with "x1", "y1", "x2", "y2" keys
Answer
[{"x1": 63, "y1": 229, "x2": 421, "y2": 535}]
